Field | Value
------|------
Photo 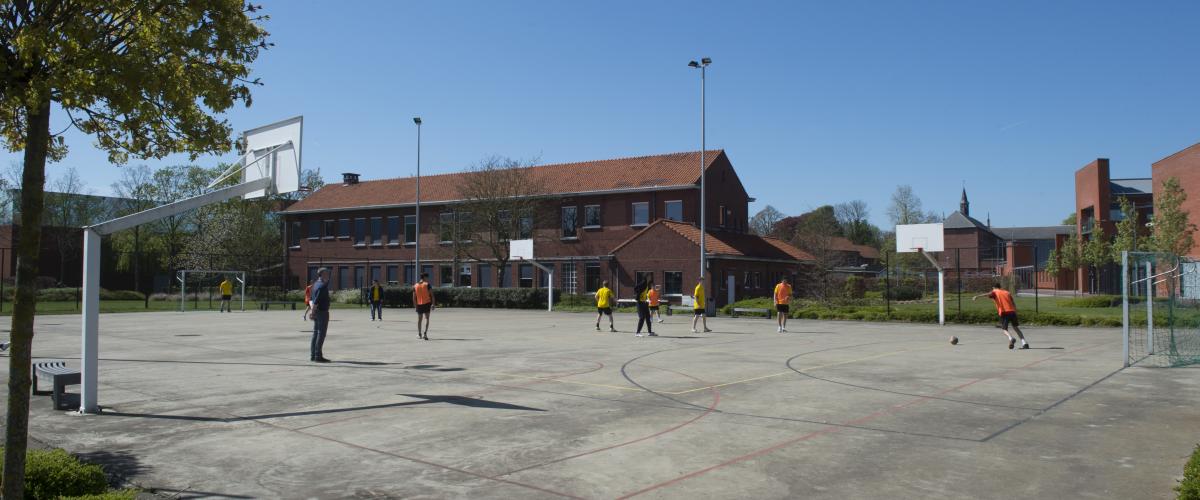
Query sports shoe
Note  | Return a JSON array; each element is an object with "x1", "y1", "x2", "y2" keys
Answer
[
  {"x1": 777, "y1": 327, "x2": 783, "y2": 333},
  {"x1": 648, "y1": 332, "x2": 658, "y2": 336},
  {"x1": 657, "y1": 319, "x2": 664, "y2": 323},
  {"x1": 704, "y1": 329, "x2": 712, "y2": 333},
  {"x1": 609, "y1": 327, "x2": 617, "y2": 332},
  {"x1": 1020, "y1": 343, "x2": 1030, "y2": 349},
  {"x1": 635, "y1": 333, "x2": 643, "y2": 337},
  {"x1": 691, "y1": 328, "x2": 698, "y2": 333},
  {"x1": 782, "y1": 327, "x2": 788, "y2": 333},
  {"x1": 596, "y1": 325, "x2": 600, "y2": 331},
  {"x1": 1008, "y1": 338, "x2": 1016, "y2": 350},
  {"x1": 314, "y1": 357, "x2": 331, "y2": 363}
]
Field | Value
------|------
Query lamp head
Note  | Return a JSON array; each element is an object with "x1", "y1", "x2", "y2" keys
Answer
[
  {"x1": 688, "y1": 60, "x2": 700, "y2": 68},
  {"x1": 413, "y1": 117, "x2": 422, "y2": 125},
  {"x1": 701, "y1": 57, "x2": 711, "y2": 65}
]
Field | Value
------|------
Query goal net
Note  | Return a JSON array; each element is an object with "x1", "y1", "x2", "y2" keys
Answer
[
  {"x1": 1122, "y1": 252, "x2": 1200, "y2": 367},
  {"x1": 177, "y1": 270, "x2": 246, "y2": 312}
]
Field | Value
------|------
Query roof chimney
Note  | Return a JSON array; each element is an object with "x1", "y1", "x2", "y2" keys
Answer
[{"x1": 342, "y1": 172, "x2": 360, "y2": 185}]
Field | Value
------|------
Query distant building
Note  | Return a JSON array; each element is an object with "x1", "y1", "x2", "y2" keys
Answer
[{"x1": 1074, "y1": 158, "x2": 1154, "y2": 293}]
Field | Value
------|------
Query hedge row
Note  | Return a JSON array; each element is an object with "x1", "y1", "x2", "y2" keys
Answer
[
  {"x1": 1180, "y1": 443, "x2": 1200, "y2": 500},
  {"x1": 0, "y1": 447, "x2": 135, "y2": 500},
  {"x1": 785, "y1": 305, "x2": 1125, "y2": 327},
  {"x1": 32, "y1": 288, "x2": 144, "y2": 302},
  {"x1": 362, "y1": 286, "x2": 553, "y2": 309}
]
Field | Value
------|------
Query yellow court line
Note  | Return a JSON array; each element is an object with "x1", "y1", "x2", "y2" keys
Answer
[{"x1": 662, "y1": 344, "x2": 944, "y2": 395}]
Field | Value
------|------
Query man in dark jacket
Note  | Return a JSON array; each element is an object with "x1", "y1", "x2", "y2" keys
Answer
[{"x1": 310, "y1": 268, "x2": 332, "y2": 362}]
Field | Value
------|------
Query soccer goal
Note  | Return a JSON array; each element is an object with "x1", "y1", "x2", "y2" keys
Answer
[
  {"x1": 1122, "y1": 251, "x2": 1200, "y2": 367},
  {"x1": 177, "y1": 270, "x2": 246, "y2": 312}
]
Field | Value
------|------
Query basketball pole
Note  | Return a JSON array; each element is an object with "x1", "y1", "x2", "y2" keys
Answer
[{"x1": 918, "y1": 248, "x2": 945, "y2": 326}]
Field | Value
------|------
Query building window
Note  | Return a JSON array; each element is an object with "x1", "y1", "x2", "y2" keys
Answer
[
  {"x1": 440, "y1": 265, "x2": 454, "y2": 286},
  {"x1": 719, "y1": 205, "x2": 727, "y2": 227},
  {"x1": 498, "y1": 210, "x2": 512, "y2": 241},
  {"x1": 370, "y1": 266, "x2": 382, "y2": 282},
  {"x1": 307, "y1": 266, "x2": 318, "y2": 283},
  {"x1": 354, "y1": 218, "x2": 366, "y2": 246},
  {"x1": 439, "y1": 213, "x2": 454, "y2": 242},
  {"x1": 664, "y1": 271, "x2": 683, "y2": 295},
  {"x1": 355, "y1": 266, "x2": 366, "y2": 288},
  {"x1": 404, "y1": 264, "x2": 415, "y2": 285},
  {"x1": 561, "y1": 263, "x2": 577, "y2": 294},
  {"x1": 519, "y1": 213, "x2": 534, "y2": 239},
  {"x1": 404, "y1": 215, "x2": 417, "y2": 244},
  {"x1": 754, "y1": 272, "x2": 762, "y2": 289},
  {"x1": 500, "y1": 264, "x2": 511, "y2": 288},
  {"x1": 585, "y1": 263, "x2": 601, "y2": 292},
  {"x1": 387, "y1": 216, "x2": 400, "y2": 245},
  {"x1": 308, "y1": 220, "x2": 321, "y2": 240},
  {"x1": 459, "y1": 264, "x2": 472, "y2": 287},
  {"x1": 338, "y1": 266, "x2": 350, "y2": 289},
  {"x1": 290, "y1": 221, "x2": 301, "y2": 247},
  {"x1": 457, "y1": 212, "x2": 472, "y2": 242},
  {"x1": 387, "y1": 265, "x2": 398, "y2": 284},
  {"x1": 743, "y1": 271, "x2": 752, "y2": 288},
  {"x1": 665, "y1": 200, "x2": 682, "y2": 222},
  {"x1": 323, "y1": 220, "x2": 336, "y2": 239},
  {"x1": 632, "y1": 202, "x2": 649, "y2": 226},
  {"x1": 519, "y1": 263, "x2": 534, "y2": 288},
  {"x1": 478, "y1": 264, "x2": 492, "y2": 287},
  {"x1": 370, "y1": 217, "x2": 383, "y2": 246},
  {"x1": 562, "y1": 206, "x2": 578, "y2": 238},
  {"x1": 584, "y1": 205, "x2": 601, "y2": 228},
  {"x1": 422, "y1": 265, "x2": 433, "y2": 283},
  {"x1": 635, "y1": 271, "x2": 654, "y2": 288},
  {"x1": 338, "y1": 219, "x2": 350, "y2": 239}
]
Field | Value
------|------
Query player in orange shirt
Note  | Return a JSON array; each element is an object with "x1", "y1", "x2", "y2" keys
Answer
[
  {"x1": 973, "y1": 283, "x2": 1029, "y2": 349},
  {"x1": 773, "y1": 277, "x2": 793, "y2": 333},
  {"x1": 413, "y1": 273, "x2": 435, "y2": 341},
  {"x1": 649, "y1": 285, "x2": 664, "y2": 323},
  {"x1": 302, "y1": 279, "x2": 313, "y2": 321}
]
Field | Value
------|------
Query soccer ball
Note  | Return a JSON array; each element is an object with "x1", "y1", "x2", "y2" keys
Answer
[{"x1": 949, "y1": 336, "x2": 959, "y2": 345}]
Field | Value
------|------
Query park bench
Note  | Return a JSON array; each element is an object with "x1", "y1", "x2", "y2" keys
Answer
[
  {"x1": 259, "y1": 301, "x2": 297, "y2": 311},
  {"x1": 615, "y1": 299, "x2": 638, "y2": 309},
  {"x1": 666, "y1": 305, "x2": 694, "y2": 316},
  {"x1": 33, "y1": 361, "x2": 80, "y2": 411},
  {"x1": 732, "y1": 307, "x2": 773, "y2": 318}
]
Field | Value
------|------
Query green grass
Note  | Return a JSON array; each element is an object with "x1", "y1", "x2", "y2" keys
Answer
[{"x1": 0, "y1": 299, "x2": 364, "y2": 316}]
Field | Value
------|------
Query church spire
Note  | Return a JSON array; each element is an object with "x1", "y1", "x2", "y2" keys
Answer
[{"x1": 960, "y1": 186, "x2": 970, "y2": 217}]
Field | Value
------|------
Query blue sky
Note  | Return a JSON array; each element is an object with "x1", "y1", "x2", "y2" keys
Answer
[{"x1": 12, "y1": 0, "x2": 1200, "y2": 229}]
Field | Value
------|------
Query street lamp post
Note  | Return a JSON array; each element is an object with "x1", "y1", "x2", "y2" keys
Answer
[
  {"x1": 689, "y1": 58, "x2": 711, "y2": 306},
  {"x1": 414, "y1": 117, "x2": 422, "y2": 281}
]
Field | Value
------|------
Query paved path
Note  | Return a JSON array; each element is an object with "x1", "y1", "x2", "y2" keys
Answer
[{"x1": 3, "y1": 308, "x2": 1197, "y2": 499}]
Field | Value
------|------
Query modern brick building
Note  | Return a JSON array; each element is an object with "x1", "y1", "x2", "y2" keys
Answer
[
  {"x1": 1074, "y1": 158, "x2": 1153, "y2": 293},
  {"x1": 1152, "y1": 142, "x2": 1200, "y2": 258},
  {"x1": 279, "y1": 150, "x2": 812, "y2": 307}
]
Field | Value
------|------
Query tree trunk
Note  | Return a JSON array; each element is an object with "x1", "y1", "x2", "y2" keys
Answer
[{"x1": 4, "y1": 99, "x2": 50, "y2": 499}]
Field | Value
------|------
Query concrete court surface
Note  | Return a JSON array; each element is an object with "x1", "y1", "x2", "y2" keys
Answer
[{"x1": 2, "y1": 307, "x2": 1198, "y2": 499}]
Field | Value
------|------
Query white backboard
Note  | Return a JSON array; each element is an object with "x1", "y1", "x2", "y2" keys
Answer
[
  {"x1": 509, "y1": 239, "x2": 534, "y2": 260},
  {"x1": 242, "y1": 116, "x2": 302, "y2": 199},
  {"x1": 896, "y1": 223, "x2": 944, "y2": 253}
]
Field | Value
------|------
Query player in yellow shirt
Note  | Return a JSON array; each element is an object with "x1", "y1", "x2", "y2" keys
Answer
[
  {"x1": 219, "y1": 276, "x2": 234, "y2": 313},
  {"x1": 691, "y1": 277, "x2": 711, "y2": 333},
  {"x1": 774, "y1": 277, "x2": 793, "y2": 333},
  {"x1": 594, "y1": 281, "x2": 616, "y2": 332},
  {"x1": 369, "y1": 279, "x2": 384, "y2": 321}
]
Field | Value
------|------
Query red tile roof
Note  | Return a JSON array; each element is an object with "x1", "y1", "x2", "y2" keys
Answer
[
  {"x1": 828, "y1": 236, "x2": 881, "y2": 259},
  {"x1": 614, "y1": 219, "x2": 814, "y2": 262},
  {"x1": 284, "y1": 150, "x2": 725, "y2": 213}
]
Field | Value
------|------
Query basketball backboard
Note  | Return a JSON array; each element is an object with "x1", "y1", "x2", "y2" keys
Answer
[
  {"x1": 241, "y1": 116, "x2": 302, "y2": 199},
  {"x1": 509, "y1": 239, "x2": 534, "y2": 260},
  {"x1": 896, "y1": 223, "x2": 944, "y2": 253}
]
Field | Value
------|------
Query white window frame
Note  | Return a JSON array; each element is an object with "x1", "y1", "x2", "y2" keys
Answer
[
  {"x1": 583, "y1": 204, "x2": 601, "y2": 229},
  {"x1": 664, "y1": 200, "x2": 683, "y2": 222},
  {"x1": 404, "y1": 214, "x2": 417, "y2": 245},
  {"x1": 631, "y1": 202, "x2": 649, "y2": 227},
  {"x1": 561, "y1": 205, "x2": 579, "y2": 239}
]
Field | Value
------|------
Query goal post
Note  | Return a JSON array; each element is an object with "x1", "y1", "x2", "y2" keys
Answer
[
  {"x1": 177, "y1": 270, "x2": 247, "y2": 312},
  {"x1": 1123, "y1": 250, "x2": 1200, "y2": 368}
]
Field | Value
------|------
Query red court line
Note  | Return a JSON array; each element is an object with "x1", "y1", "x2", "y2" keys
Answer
[
  {"x1": 495, "y1": 364, "x2": 721, "y2": 478},
  {"x1": 615, "y1": 341, "x2": 1113, "y2": 499}
]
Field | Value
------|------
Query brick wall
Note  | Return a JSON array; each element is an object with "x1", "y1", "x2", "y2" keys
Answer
[{"x1": 1152, "y1": 142, "x2": 1200, "y2": 258}]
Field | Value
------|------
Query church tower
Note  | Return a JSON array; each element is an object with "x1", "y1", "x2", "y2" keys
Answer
[{"x1": 960, "y1": 188, "x2": 970, "y2": 217}]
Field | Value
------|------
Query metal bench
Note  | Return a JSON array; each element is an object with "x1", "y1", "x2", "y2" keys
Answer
[
  {"x1": 732, "y1": 307, "x2": 773, "y2": 318},
  {"x1": 259, "y1": 301, "x2": 297, "y2": 311},
  {"x1": 666, "y1": 305, "x2": 694, "y2": 316},
  {"x1": 33, "y1": 361, "x2": 80, "y2": 411},
  {"x1": 615, "y1": 299, "x2": 638, "y2": 308}
]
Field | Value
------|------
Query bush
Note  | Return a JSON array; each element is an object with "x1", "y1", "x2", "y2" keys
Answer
[
  {"x1": 332, "y1": 289, "x2": 360, "y2": 304},
  {"x1": 844, "y1": 276, "x2": 866, "y2": 299},
  {"x1": 64, "y1": 490, "x2": 140, "y2": 500},
  {"x1": 284, "y1": 289, "x2": 306, "y2": 302},
  {"x1": 0, "y1": 448, "x2": 109, "y2": 500},
  {"x1": 1180, "y1": 443, "x2": 1200, "y2": 500},
  {"x1": 885, "y1": 286, "x2": 923, "y2": 301},
  {"x1": 32, "y1": 288, "x2": 144, "y2": 302},
  {"x1": 720, "y1": 297, "x2": 775, "y2": 316}
]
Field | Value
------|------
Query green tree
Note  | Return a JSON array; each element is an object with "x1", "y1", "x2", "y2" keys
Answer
[
  {"x1": 0, "y1": 3, "x2": 269, "y2": 495},
  {"x1": 1062, "y1": 212, "x2": 1077, "y2": 226},
  {"x1": 1111, "y1": 196, "x2": 1142, "y2": 255},
  {"x1": 1151, "y1": 177, "x2": 1197, "y2": 256}
]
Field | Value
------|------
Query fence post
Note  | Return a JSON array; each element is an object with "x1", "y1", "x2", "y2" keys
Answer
[
  {"x1": 1122, "y1": 251, "x2": 1129, "y2": 367},
  {"x1": 956, "y1": 248, "x2": 961, "y2": 320},
  {"x1": 1146, "y1": 260, "x2": 1154, "y2": 355},
  {"x1": 885, "y1": 251, "x2": 891, "y2": 319},
  {"x1": 1034, "y1": 245, "x2": 1039, "y2": 314}
]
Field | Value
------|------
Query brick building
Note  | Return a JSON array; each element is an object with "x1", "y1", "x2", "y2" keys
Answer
[
  {"x1": 279, "y1": 150, "x2": 812, "y2": 307},
  {"x1": 1152, "y1": 142, "x2": 1200, "y2": 258},
  {"x1": 939, "y1": 189, "x2": 1005, "y2": 274},
  {"x1": 1074, "y1": 158, "x2": 1153, "y2": 293}
]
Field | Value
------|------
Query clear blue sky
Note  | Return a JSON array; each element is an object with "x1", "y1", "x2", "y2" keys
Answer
[{"x1": 12, "y1": 0, "x2": 1200, "y2": 229}]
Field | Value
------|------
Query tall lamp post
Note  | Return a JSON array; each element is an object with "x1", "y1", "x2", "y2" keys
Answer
[
  {"x1": 413, "y1": 117, "x2": 422, "y2": 281},
  {"x1": 688, "y1": 58, "x2": 711, "y2": 305}
]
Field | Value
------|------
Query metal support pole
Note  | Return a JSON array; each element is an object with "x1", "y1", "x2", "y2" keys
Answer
[
  {"x1": 938, "y1": 270, "x2": 945, "y2": 326},
  {"x1": 1122, "y1": 251, "x2": 1129, "y2": 367},
  {"x1": 548, "y1": 271, "x2": 554, "y2": 312},
  {"x1": 414, "y1": 118, "x2": 421, "y2": 277},
  {"x1": 885, "y1": 252, "x2": 891, "y2": 318},
  {"x1": 1146, "y1": 260, "x2": 1154, "y2": 355},
  {"x1": 699, "y1": 64, "x2": 706, "y2": 281},
  {"x1": 80, "y1": 229, "x2": 101, "y2": 413},
  {"x1": 956, "y1": 248, "x2": 961, "y2": 320},
  {"x1": 1034, "y1": 246, "x2": 1039, "y2": 314},
  {"x1": 238, "y1": 273, "x2": 246, "y2": 312},
  {"x1": 179, "y1": 273, "x2": 185, "y2": 312}
]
